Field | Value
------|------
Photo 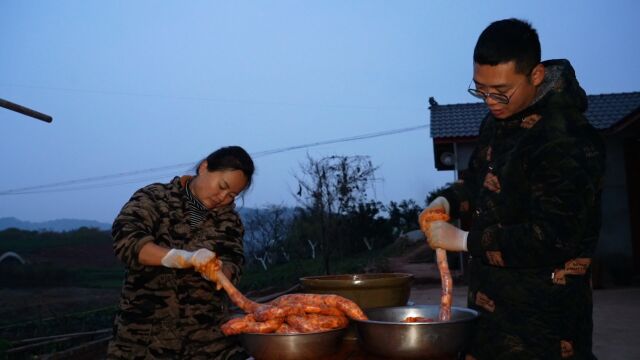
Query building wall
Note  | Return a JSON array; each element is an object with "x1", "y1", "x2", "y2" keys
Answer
[
  {"x1": 455, "y1": 143, "x2": 474, "y2": 172},
  {"x1": 597, "y1": 137, "x2": 634, "y2": 283}
]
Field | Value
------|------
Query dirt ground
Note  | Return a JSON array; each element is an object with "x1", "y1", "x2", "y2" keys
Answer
[
  {"x1": 0, "y1": 287, "x2": 120, "y2": 326},
  {"x1": 388, "y1": 241, "x2": 466, "y2": 283}
]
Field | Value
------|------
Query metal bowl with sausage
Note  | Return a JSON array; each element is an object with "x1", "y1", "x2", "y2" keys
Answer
[
  {"x1": 238, "y1": 327, "x2": 347, "y2": 360},
  {"x1": 353, "y1": 305, "x2": 478, "y2": 359}
]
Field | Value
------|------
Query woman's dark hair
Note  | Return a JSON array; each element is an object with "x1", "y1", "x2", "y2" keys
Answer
[
  {"x1": 196, "y1": 146, "x2": 255, "y2": 193},
  {"x1": 473, "y1": 18, "x2": 541, "y2": 75}
]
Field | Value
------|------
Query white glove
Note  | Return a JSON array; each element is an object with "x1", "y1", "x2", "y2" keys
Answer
[
  {"x1": 419, "y1": 196, "x2": 450, "y2": 233},
  {"x1": 426, "y1": 196, "x2": 450, "y2": 214},
  {"x1": 425, "y1": 221, "x2": 468, "y2": 252},
  {"x1": 189, "y1": 248, "x2": 218, "y2": 268},
  {"x1": 161, "y1": 248, "x2": 216, "y2": 269}
]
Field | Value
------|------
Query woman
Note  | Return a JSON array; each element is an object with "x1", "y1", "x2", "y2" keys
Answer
[{"x1": 107, "y1": 146, "x2": 254, "y2": 360}]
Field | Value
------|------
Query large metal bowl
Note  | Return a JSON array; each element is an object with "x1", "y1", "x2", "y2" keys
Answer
[
  {"x1": 299, "y1": 273, "x2": 413, "y2": 309},
  {"x1": 238, "y1": 327, "x2": 346, "y2": 360},
  {"x1": 353, "y1": 305, "x2": 478, "y2": 359}
]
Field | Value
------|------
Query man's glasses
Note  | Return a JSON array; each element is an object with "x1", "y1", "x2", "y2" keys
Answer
[
  {"x1": 467, "y1": 79, "x2": 523, "y2": 105},
  {"x1": 467, "y1": 70, "x2": 533, "y2": 105}
]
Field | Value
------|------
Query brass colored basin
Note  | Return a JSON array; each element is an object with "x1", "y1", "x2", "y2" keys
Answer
[{"x1": 299, "y1": 273, "x2": 413, "y2": 309}]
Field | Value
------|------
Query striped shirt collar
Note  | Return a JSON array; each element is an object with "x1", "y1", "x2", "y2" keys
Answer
[{"x1": 184, "y1": 179, "x2": 209, "y2": 212}]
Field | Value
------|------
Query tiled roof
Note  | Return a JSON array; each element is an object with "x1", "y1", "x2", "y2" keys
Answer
[{"x1": 430, "y1": 92, "x2": 640, "y2": 138}]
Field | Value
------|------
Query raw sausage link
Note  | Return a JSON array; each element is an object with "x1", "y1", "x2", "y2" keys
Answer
[{"x1": 421, "y1": 209, "x2": 452, "y2": 321}]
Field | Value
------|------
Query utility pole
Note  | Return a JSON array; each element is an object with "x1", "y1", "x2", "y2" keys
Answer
[{"x1": 0, "y1": 98, "x2": 53, "y2": 123}]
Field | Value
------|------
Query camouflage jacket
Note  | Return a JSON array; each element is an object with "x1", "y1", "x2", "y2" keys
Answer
[
  {"x1": 440, "y1": 59, "x2": 605, "y2": 359},
  {"x1": 108, "y1": 176, "x2": 246, "y2": 359}
]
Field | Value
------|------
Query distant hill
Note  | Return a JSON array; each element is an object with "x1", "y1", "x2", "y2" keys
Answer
[
  {"x1": 0, "y1": 217, "x2": 111, "y2": 232},
  {"x1": 237, "y1": 206, "x2": 297, "y2": 220},
  {"x1": 0, "y1": 206, "x2": 295, "y2": 233}
]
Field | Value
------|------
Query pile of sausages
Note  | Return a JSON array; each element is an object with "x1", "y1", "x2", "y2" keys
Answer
[{"x1": 197, "y1": 260, "x2": 368, "y2": 335}]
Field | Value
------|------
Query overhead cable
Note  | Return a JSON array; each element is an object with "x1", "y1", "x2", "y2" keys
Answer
[{"x1": 0, "y1": 124, "x2": 427, "y2": 195}]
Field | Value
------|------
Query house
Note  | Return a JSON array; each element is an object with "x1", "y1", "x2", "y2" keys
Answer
[{"x1": 429, "y1": 91, "x2": 640, "y2": 286}]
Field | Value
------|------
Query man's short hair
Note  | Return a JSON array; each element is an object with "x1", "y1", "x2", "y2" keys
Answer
[{"x1": 473, "y1": 18, "x2": 541, "y2": 75}]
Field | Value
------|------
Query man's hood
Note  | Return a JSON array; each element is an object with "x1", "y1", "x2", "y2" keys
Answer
[{"x1": 533, "y1": 59, "x2": 588, "y2": 113}]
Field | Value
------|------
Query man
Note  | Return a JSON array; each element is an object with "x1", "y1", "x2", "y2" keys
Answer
[{"x1": 421, "y1": 19, "x2": 605, "y2": 359}]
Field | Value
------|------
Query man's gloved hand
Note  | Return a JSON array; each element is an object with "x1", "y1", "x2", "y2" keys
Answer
[
  {"x1": 425, "y1": 221, "x2": 468, "y2": 252},
  {"x1": 419, "y1": 196, "x2": 450, "y2": 233},
  {"x1": 161, "y1": 248, "x2": 217, "y2": 269}
]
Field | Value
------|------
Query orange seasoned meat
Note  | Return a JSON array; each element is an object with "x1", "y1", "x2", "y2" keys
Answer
[
  {"x1": 286, "y1": 314, "x2": 349, "y2": 333},
  {"x1": 403, "y1": 316, "x2": 435, "y2": 323},
  {"x1": 221, "y1": 314, "x2": 283, "y2": 335},
  {"x1": 196, "y1": 258, "x2": 367, "y2": 335},
  {"x1": 420, "y1": 209, "x2": 452, "y2": 321}
]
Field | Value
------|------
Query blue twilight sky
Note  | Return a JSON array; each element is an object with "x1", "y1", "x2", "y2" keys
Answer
[{"x1": 1, "y1": 1, "x2": 639, "y2": 223}]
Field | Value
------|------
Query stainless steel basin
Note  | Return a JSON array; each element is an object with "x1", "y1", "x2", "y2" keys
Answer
[{"x1": 353, "y1": 305, "x2": 478, "y2": 359}]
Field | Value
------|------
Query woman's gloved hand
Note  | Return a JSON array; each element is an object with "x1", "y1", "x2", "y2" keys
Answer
[
  {"x1": 425, "y1": 221, "x2": 468, "y2": 252},
  {"x1": 160, "y1": 248, "x2": 217, "y2": 269}
]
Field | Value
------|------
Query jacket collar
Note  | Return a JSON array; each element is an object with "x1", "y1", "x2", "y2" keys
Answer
[{"x1": 171, "y1": 175, "x2": 236, "y2": 213}]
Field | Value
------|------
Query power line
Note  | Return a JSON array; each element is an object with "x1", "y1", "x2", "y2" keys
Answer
[
  {"x1": 0, "y1": 82, "x2": 429, "y2": 112},
  {"x1": 0, "y1": 164, "x2": 194, "y2": 195},
  {"x1": 250, "y1": 124, "x2": 427, "y2": 157},
  {"x1": 3, "y1": 173, "x2": 180, "y2": 195},
  {"x1": 0, "y1": 124, "x2": 428, "y2": 196}
]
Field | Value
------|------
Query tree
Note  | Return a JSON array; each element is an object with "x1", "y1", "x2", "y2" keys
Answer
[
  {"x1": 284, "y1": 207, "x2": 322, "y2": 260},
  {"x1": 344, "y1": 200, "x2": 392, "y2": 253},
  {"x1": 244, "y1": 204, "x2": 291, "y2": 270},
  {"x1": 387, "y1": 199, "x2": 422, "y2": 235},
  {"x1": 294, "y1": 154, "x2": 378, "y2": 274}
]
